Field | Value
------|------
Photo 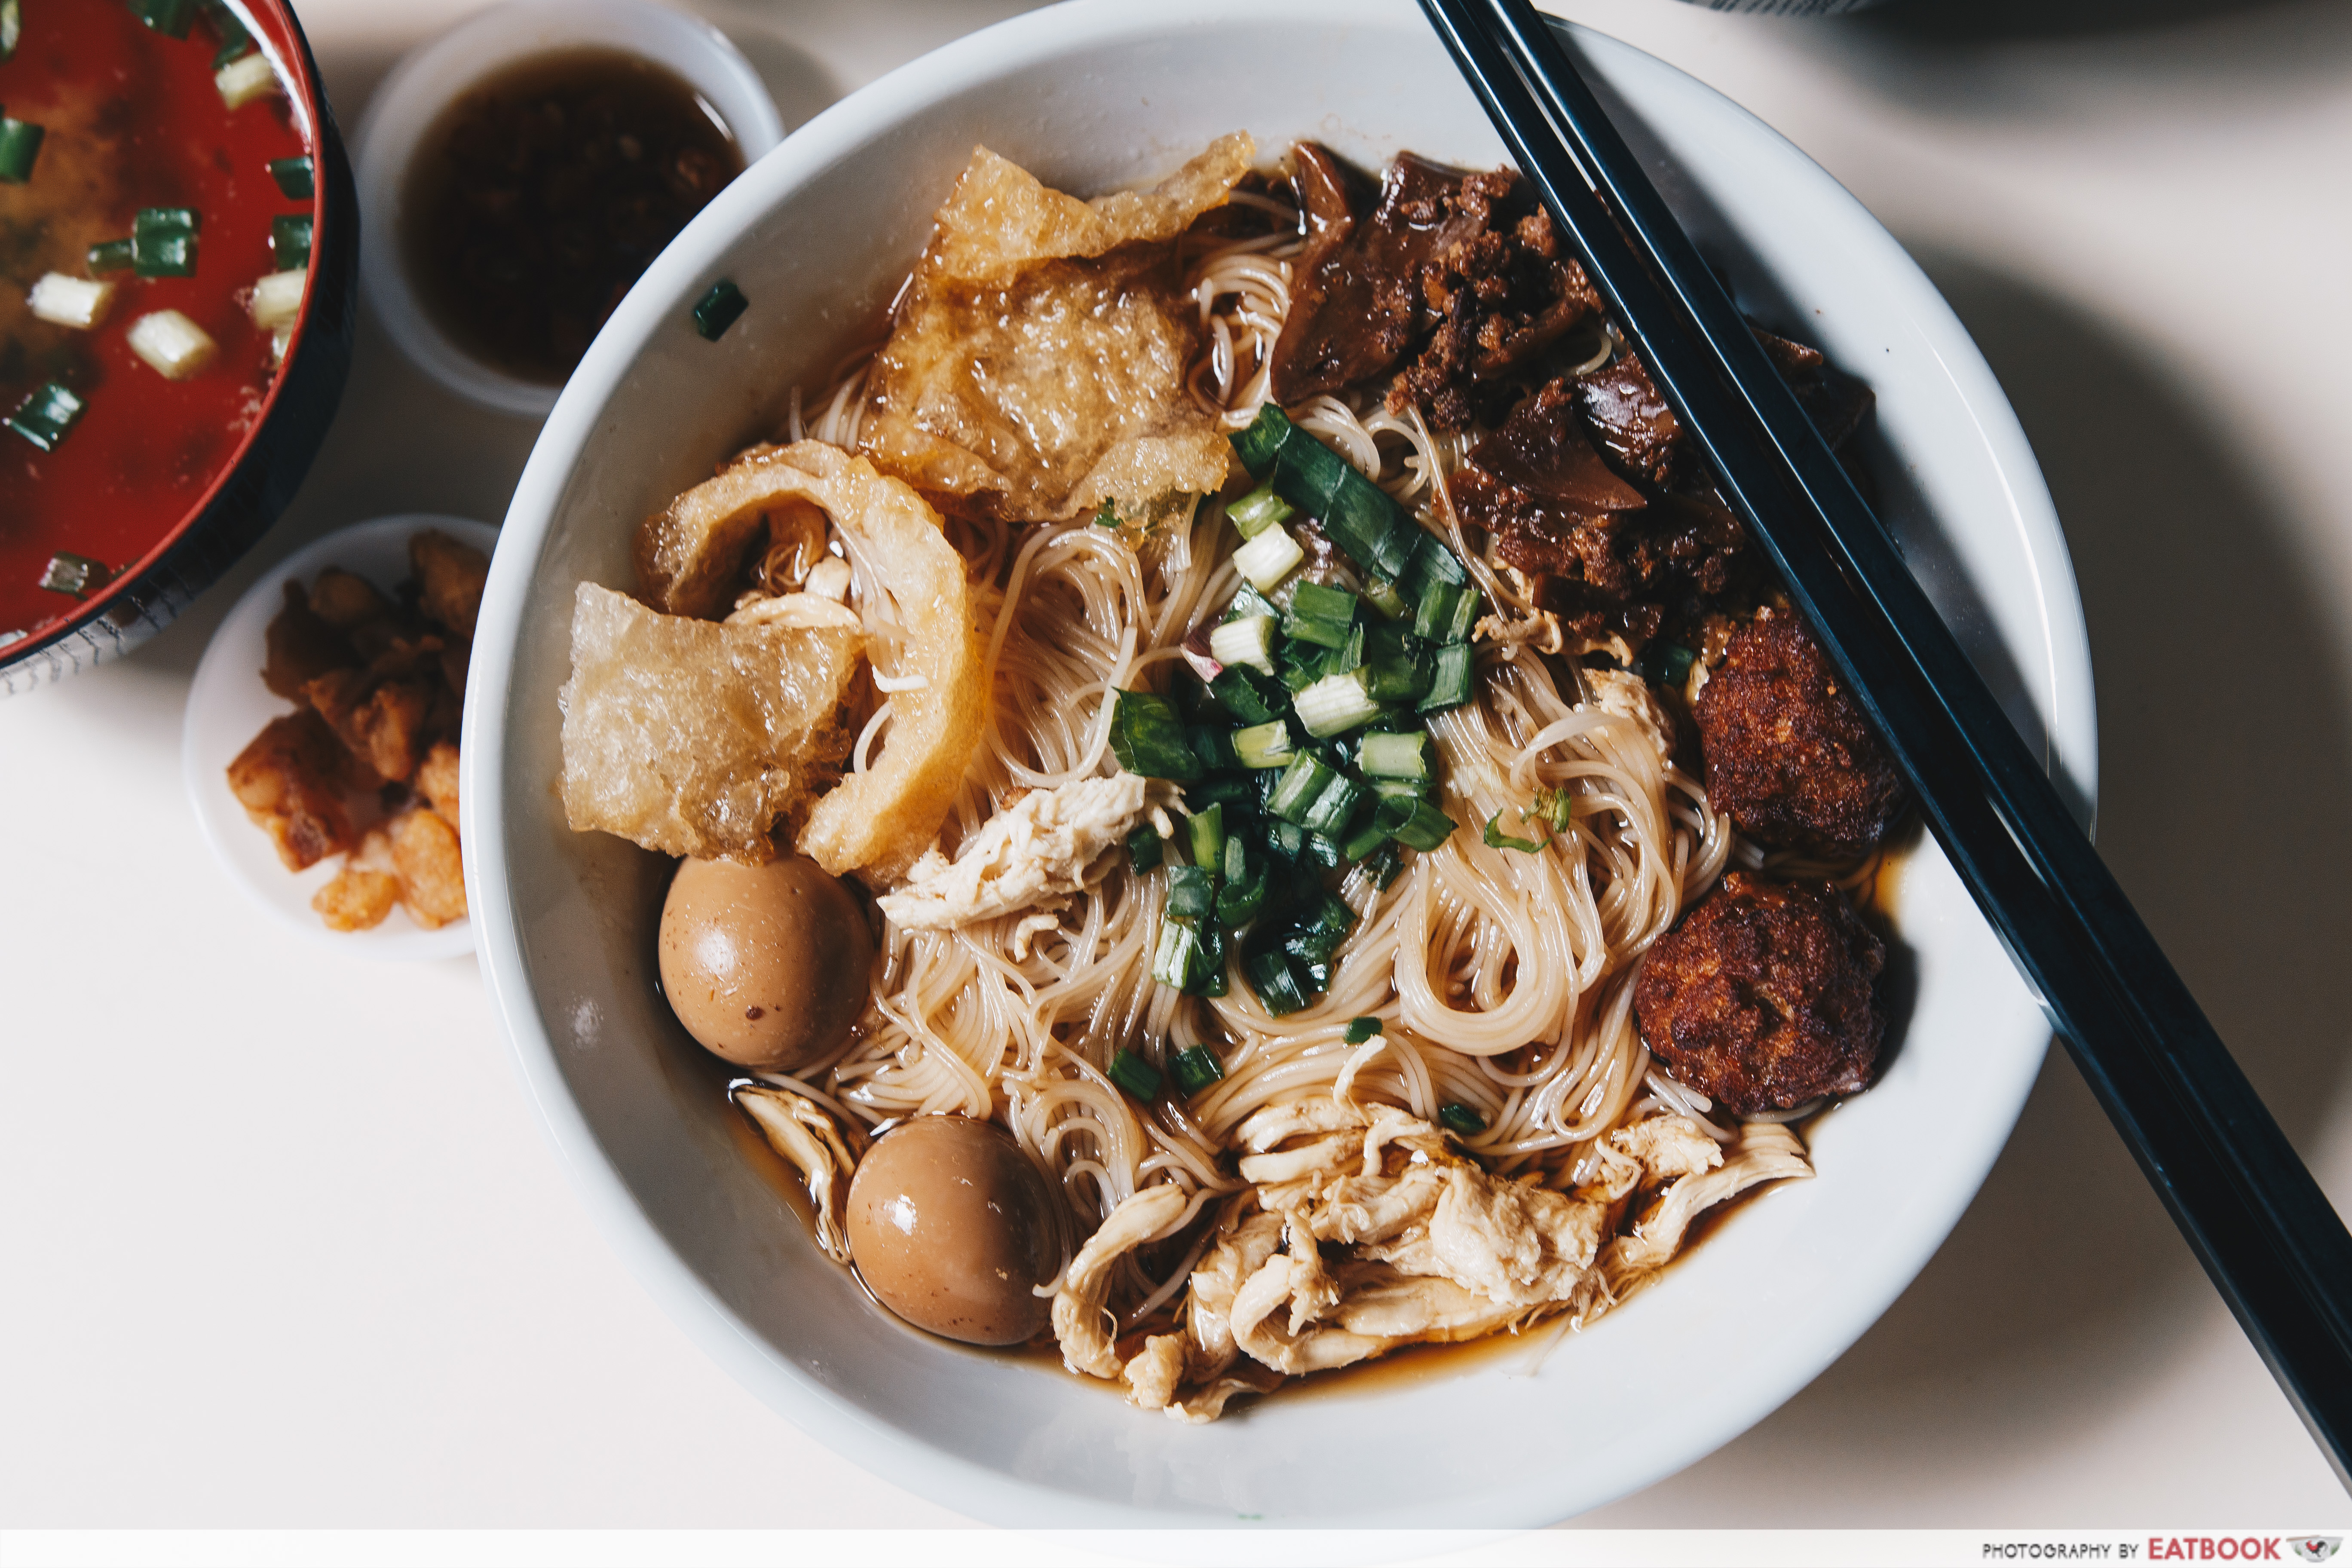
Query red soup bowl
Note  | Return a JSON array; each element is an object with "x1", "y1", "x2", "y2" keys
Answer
[{"x1": 0, "y1": 0, "x2": 356, "y2": 693}]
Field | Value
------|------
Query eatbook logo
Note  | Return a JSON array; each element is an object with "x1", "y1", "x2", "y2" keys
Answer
[{"x1": 2291, "y1": 1540, "x2": 2341, "y2": 1564}]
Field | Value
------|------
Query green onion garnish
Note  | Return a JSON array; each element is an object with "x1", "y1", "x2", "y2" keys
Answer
[
  {"x1": 88, "y1": 238, "x2": 136, "y2": 274},
  {"x1": 134, "y1": 207, "x2": 201, "y2": 277},
  {"x1": 1171, "y1": 1046, "x2": 1225, "y2": 1095},
  {"x1": 1294, "y1": 669, "x2": 1383, "y2": 738},
  {"x1": 1637, "y1": 640, "x2": 1698, "y2": 691},
  {"x1": 1376, "y1": 796, "x2": 1458, "y2": 852},
  {"x1": 1107, "y1": 1049, "x2": 1163, "y2": 1102},
  {"x1": 1418, "y1": 643, "x2": 1476, "y2": 714},
  {"x1": 1299, "y1": 772, "x2": 1363, "y2": 837},
  {"x1": 6, "y1": 382, "x2": 86, "y2": 453},
  {"x1": 1167, "y1": 864, "x2": 1218, "y2": 922},
  {"x1": 1215, "y1": 858, "x2": 1269, "y2": 926},
  {"x1": 1188, "y1": 724, "x2": 1240, "y2": 772},
  {"x1": 1232, "y1": 522, "x2": 1305, "y2": 591},
  {"x1": 1108, "y1": 688, "x2": 1202, "y2": 781},
  {"x1": 1208, "y1": 614, "x2": 1278, "y2": 676},
  {"x1": 0, "y1": 112, "x2": 44, "y2": 184},
  {"x1": 203, "y1": 0, "x2": 253, "y2": 67},
  {"x1": 1210, "y1": 665, "x2": 1283, "y2": 724},
  {"x1": 1361, "y1": 577, "x2": 1411, "y2": 621},
  {"x1": 1268, "y1": 753, "x2": 1336, "y2": 824},
  {"x1": 1283, "y1": 581, "x2": 1358, "y2": 649},
  {"x1": 1356, "y1": 731, "x2": 1430, "y2": 782},
  {"x1": 37, "y1": 551, "x2": 107, "y2": 596},
  {"x1": 1231, "y1": 720, "x2": 1296, "y2": 770},
  {"x1": 268, "y1": 155, "x2": 314, "y2": 200},
  {"x1": 269, "y1": 212, "x2": 311, "y2": 270},
  {"x1": 134, "y1": 0, "x2": 198, "y2": 39},
  {"x1": 692, "y1": 278, "x2": 748, "y2": 341},
  {"x1": 1187, "y1": 804, "x2": 1225, "y2": 872},
  {"x1": 1336, "y1": 816, "x2": 1391, "y2": 863},
  {"x1": 1127, "y1": 824, "x2": 1164, "y2": 872},
  {"x1": 1344, "y1": 1017, "x2": 1384, "y2": 1045},
  {"x1": 1360, "y1": 842, "x2": 1405, "y2": 890},
  {"x1": 1439, "y1": 1102, "x2": 1488, "y2": 1136},
  {"x1": 1534, "y1": 786, "x2": 1574, "y2": 833},
  {"x1": 1226, "y1": 484, "x2": 1294, "y2": 540},
  {"x1": 1483, "y1": 810, "x2": 1550, "y2": 854},
  {"x1": 1246, "y1": 950, "x2": 1310, "y2": 1017}
]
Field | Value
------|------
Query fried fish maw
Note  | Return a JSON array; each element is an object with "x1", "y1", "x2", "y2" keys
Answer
[
  {"x1": 859, "y1": 134, "x2": 1253, "y2": 523},
  {"x1": 644, "y1": 441, "x2": 985, "y2": 882},
  {"x1": 558, "y1": 582, "x2": 863, "y2": 861}
]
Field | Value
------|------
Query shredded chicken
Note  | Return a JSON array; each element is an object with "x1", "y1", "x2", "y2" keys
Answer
[
  {"x1": 876, "y1": 773, "x2": 1168, "y2": 929},
  {"x1": 735, "y1": 1084, "x2": 862, "y2": 1265},
  {"x1": 1583, "y1": 665, "x2": 1680, "y2": 761},
  {"x1": 1051, "y1": 1183, "x2": 1189, "y2": 1379},
  {"x1": 1052, "y1": 1101, "x2": 1803, "y2": 1421}
]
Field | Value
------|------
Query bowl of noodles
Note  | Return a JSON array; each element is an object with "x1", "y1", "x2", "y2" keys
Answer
[{"x1": 464, "y1": 0, "x2": 2095, "y2": 1528}]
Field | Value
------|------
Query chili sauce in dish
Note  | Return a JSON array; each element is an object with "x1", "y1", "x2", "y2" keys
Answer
[
  {"x1": 400, "y1": 47, "x2": 745, "y2": 386},
  {"x1": 0, "y1": 0, "x2": 315, "y2": 648}
]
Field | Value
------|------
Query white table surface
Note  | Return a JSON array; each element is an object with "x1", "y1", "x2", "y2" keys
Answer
[{"x1": 6, "y1": 0, "x2": 2350, "y2": 1536}]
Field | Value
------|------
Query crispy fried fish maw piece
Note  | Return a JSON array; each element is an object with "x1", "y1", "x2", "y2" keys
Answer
[
  {"x1": 559, "y1": 582, "x2": 863, "y2": 861},
  {"x1": 859, "y1": 135, "x2": 1253, "y2": 522},
  {"x1": 670, "y1": 442, "x2": 986, "y2": 882}
]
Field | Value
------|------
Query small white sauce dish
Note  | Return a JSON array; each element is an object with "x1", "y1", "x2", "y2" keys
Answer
[
  {"x1": 351, "y1": 0, "x2": 785, "y2": 417},
  {"x1": 183, "y1": 515, "x2": 498, "y2": 962}
]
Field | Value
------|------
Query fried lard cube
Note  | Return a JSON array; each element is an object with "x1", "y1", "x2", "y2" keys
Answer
[
  {"x1": 312, "y1": 863, "x2": 400, "y2": 931},
  {"x1": 411, "y1": 529, "x2": 490, "y2": 642},
  {"x1": 227, "y1": 709, "x2": 358, "y2": 871},
  {"x1": 414, "y1": 740, "x2": 461, "y2": 827},
  {"x1": 391, "y1": 807, "x2": 468, "y2": 928}
]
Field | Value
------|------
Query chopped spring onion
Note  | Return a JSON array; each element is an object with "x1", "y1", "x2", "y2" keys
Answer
[
  {"x1": 1107, "y1": 1048, "x2": 1163, "y2": 1102},
  {"x1": 38, "y1": 551, "x2": 107, "y2": 597},
  {"x1": 1336, "y1": 815, "x2": 1392, "y2": 863},
  {"x1": 88, "y1": 238, "x2": 135, "y2": 275},
  {"x1": 133, "y1": 208, "x2": 200, "y2": 278},
  {"x1": 268, "y1": 155, "x2": 315, "y2": 200},
  {"x1": 1282, "y1": 581, "x2": 1358, "y2": 649},
  {"x1": 1191, "y1": 774, "x2": 1258, "y2": 815},
  {"x1": 134, "y1": 0, "x2": 198, "y2": 37},
  {"x1": 205, "y1": 0, "x2": 254, "y2": 68},
  {"x1": 1483, "y1": 810, "x2": 1550, "y2": 854},
  {"x1": 1188, "y1": 804, "x2": 1226, "y2": 871},
  {"x1": 0, "y1": 0, "x2": 18, "y2": 63},
  {"x1": 1246, "y1": 950, "x2": 1310, "y2": 1017},
  {"x1": 1226, "y1": 484, "x2": 1294, "y2": 539},
  {"x1": 1413, "y1": 579, "x2": 1479, "y2": 645},
  {"x1": 1533, "y1": 787, "x2": 1574, "y2": 833},
  {"x1": 1167, "y1": 864, "x2": 1217, "y2": 922},
  {"x1": 1356, "y1": 731, "x2": 1430, "y2": 782},
  {"x1": 1362, "y1": 577, "x2": 1411, "y2": 621},
  {"x1": 6, "y1": 382, "x2": 85, "y2": 453},
  {"x1": 1299, "y1": 772, "x2": 1363, "y2": 837},
  {"x1": 1376, "y1": 795, "x2": 1458, "y2": 852},
  {"x1": 1210, "y1": 667, "x2": 1284, "y2": 727},
  {"x1": 1400, "y1": 530, "x2": 1469, "y2": 600},
  {"x1": 1299, "y1": 830, "x2": 1346, "y2": 872},
  {"x1": 1208, "y1": 614, "x2": 1277, "y2": 676},
  {"x1": 127, "y1": 310, "x2": 217, "y2": 380},
  {"x1": 270, "y1": 212, "x2": 312, "y2": 270},
  {"x1": 248, "y1": 268, "x2": 305, "y2": 331},
  {"x1": 1418, "y1": 643, "x2": 1476, "y2": 714},
  {"x1": 1188, "y1": 725, "x2": 1240, "y2": 772},
  {"x1": 1230, "y1": 404, "x2": 1419, "y2": 579},
  {"x1": 1439, "y1": 1102, "x2": 1488, "y2": 1136},
  {"x1": 1108, "y1": 688, "x2": 1201, "y2": 781},
  {"x1": 1344, "y1": 1017, "x2": 1384, "y2": 1044},
  {"x1": 1370, "y1": 777, "x2": 1430, "y2": 801},
  {"x1": 1293, "y1": 669, "x2": 1383, "y2": 738},
  {"x1": 1360, "y1": 842, "x2": 1406, "y2": 890},
  {"x1": 0, "y1": 112, "x2": 43, "y2": 184},
  {"x1": 1268, "y1": 754, "x2": 1336, "y2": 824},
  {"x1": 1093, "y1": 503, "x2": 1120, "y2": 529},
  {"x1": 1231, "y1": 720, "x2": 1297, "y2": 770},
  {"x1": 1231, "y1": 522, "x2": 1305, "y2": 592},
  {"x1": 1127, "y1": 824, "x2": 1165, "y2": 872},
  {"x1": 1321, "y1": 620, "x2": 1365, "y2": 677},
  {"x1": 215, "y1": 49, "x2": 277, "y2": 110},
  {"x1": 1171, "y1": 1045, "x2": 1225, "y2": 1095},
  {"x1": 1216, "y1": 858, "x2": 1270, "y2": 925},
  {"x1": 692, "y1": 279, "x2": 748, "y2": 340},
  {"x1": 28, "y1": 274, "x2": 116, "y2": 330},
  {"x1": 1636, "y1": 640, "x2": 1698, "y2": 692}
]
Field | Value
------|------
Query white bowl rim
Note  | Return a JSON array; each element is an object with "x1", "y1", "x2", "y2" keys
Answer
[
  {"x1": 350, "y1": 0, "x2": 786, "y2": 417},
  {"x1": 184, "y1": 514, "x2": 497, "y2": 962},
  {"x1": 463, "y1": 0, "x2": 2098, "y2": 1528}
]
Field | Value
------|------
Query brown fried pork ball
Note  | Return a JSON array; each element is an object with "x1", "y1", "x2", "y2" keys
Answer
[
  {"x1": 1694, "y1": 609, "x2": 1906, "y2": 860},
  {"x1": 1633, "y1": 872, "x2": 1885, "y2": 1117}
]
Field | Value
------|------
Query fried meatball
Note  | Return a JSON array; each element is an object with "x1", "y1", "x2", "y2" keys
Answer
[
  {"x1": 1634, "y1": 873, "x2": 1885, "y2": 1116},
  {"x1": 1694, "y1": 608, "x2": 1906, "y2": 859}
]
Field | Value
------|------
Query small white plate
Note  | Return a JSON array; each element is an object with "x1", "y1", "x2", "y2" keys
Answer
[{"x1": 183, "y1": 514, "x2": 499, "y2": 961}]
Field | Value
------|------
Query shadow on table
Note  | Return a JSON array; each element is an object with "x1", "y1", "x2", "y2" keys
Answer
[
  {"x1": 1858, "y1": 0, "x2": 2325, "y2": 40},
  {"x1": 1581, "y1": 255, "x2": 2352, "y2": 1521}
]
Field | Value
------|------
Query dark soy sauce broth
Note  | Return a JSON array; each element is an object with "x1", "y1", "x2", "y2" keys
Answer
[{"x1": 401, "y1": 47, "x2": 744, "y2": 385}]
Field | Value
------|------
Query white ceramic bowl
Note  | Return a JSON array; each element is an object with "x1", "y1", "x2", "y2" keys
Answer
[
  {"x1": 351, "y1": 0, "x2": 784, "y2": 416},
  {"x1": 186, "y1": 514, "x2": 497, "y2": 961},
  {"x1": 464, "y1": 0, "x2": 2096, "y2": 1528}
]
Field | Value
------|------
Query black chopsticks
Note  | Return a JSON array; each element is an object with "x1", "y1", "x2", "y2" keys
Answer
[{"x1": 1420, "y1": 0, "x2": 2352, "y2": 1481}]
